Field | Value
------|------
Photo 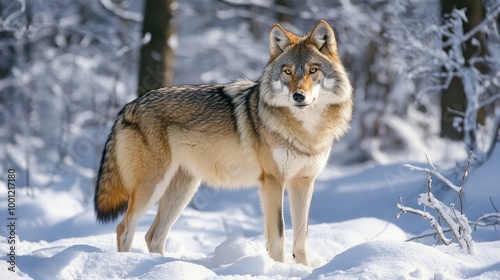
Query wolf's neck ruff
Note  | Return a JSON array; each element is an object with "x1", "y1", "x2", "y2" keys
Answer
[{"x1": 94, "y1": 20, "x2": 353, "y2": 267}]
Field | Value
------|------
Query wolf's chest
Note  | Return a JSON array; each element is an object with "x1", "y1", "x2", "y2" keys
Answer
[{"x1": 272, "y1": 147, "x2": 330, "y2": 179}]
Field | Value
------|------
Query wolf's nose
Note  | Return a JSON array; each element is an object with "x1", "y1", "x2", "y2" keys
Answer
[{"x1": 293, "y1": 92, "x2": 306, "y2": 103}]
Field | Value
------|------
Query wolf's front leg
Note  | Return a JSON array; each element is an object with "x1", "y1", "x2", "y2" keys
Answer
[
  {"x1": 259, "y1": 174, "x2": 285, "y2": 262},
  {"x1": 288, "y1": 176, "x2": 315, "y2": 266}
]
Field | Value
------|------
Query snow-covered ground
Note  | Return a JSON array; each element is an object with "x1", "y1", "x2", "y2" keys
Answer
[
  {"x1": 2, "y1": 1, "x2": 499, "y2": 279},
  {"x1": 1, "y1": 144, "x2": 499, "y2": 279}
]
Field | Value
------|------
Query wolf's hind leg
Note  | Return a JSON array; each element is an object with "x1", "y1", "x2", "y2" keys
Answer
[
  {"x1": 116, "y1": 167, "x2": 176, "y2": 252},
  {"x1": 145, "y1": 167, "x2": 200, "y2": 254},
  {"x1": 288, "y1": 176, "x2": 314, "y2": 266}
]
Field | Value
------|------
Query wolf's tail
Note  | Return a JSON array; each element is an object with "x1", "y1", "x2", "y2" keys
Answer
[{"x1": 94, "y1": 118, "x2": 129, "y2": 223}]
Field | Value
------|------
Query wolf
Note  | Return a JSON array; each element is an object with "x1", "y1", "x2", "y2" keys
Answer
[{"x1": 94, "y1": 20, "x2": 353, "y2": 266}]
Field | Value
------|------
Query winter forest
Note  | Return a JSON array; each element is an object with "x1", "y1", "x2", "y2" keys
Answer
[{"x1": 1, "y1": 0, "x2": 500, "y2": 279}]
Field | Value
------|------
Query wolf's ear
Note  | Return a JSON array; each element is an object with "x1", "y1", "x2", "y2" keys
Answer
[
  {"x1": 269, "y1": 24, "x2": 294, "y2": 60},
  {"x1": 308, "y1": 20, "x2": 337, "y2": 56}
]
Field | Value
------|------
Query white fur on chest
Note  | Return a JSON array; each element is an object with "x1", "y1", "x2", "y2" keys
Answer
[
  {"x1": 272, "y1": 147, "x2": 330, "y2": 179},
  {"x1": 291, "y1": 107, "x2": 324, "y2": 134}
]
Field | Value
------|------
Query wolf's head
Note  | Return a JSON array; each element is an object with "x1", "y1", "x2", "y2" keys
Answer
[{"x1": 261, "y1": 20, "x2": 351, "y2": 110}]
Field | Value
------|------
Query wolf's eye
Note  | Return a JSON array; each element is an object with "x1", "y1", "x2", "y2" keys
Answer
[
  {"x1": 284, "y1": 69, "x2": 291, "y2": 75},
  {"x1": 310, "y1": 67, "x2": 318, "y2": 74}
]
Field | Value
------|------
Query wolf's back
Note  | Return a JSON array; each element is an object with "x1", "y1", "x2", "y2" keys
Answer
[{"x1": 94, "y1": 115, "x2": 129, "y2": 223}]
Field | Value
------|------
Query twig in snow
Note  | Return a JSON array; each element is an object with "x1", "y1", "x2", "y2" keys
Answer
[
  {"x1": 397, "y1": 154, "x2": 475, "y2": 254},
  {"x1": 459, "y1": 150, "x2": 473, "y2": 214},
  {"x1": 473, "y1": 213, "x2": 500, "y2": 231},
  {"x1": 490, "y1": 196, "x2": 499, "y2": 213},
  {"x1": 403, "y1": 155, "x2": 461, "y2": 193},
  {"x1": 397, "y1": 202, "x2": 452, "y2": 245},
  {"x1": 405, "y1": 229, "x2": 452, "y2": 243}
]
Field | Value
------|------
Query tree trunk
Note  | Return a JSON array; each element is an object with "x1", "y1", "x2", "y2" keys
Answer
[
  {"x1": 440, "y1": 0, "x2": 487, "y2": 139},
  {"x1": 137, "y1": 0, "x2": 175, "y2": 97}
]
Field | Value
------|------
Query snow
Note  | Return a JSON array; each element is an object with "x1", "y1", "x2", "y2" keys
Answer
[
  {"x1": 309, "y1": 240, "x2": 500, "y2": 280},
  {"x1": 1, "y1": 147, "x2": 499, "y2": 279},
  {"x1": 1, "y1": 1, "x2": 499, "y2": 279}
]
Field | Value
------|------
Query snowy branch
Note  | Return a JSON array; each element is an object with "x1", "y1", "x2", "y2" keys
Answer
[
  {"x1": 387, "y1": 2, "x2": 500, "y2": 166},
  {"x1": 98, "y1": 0, "x2": 142, "y2": 22},
  {"x1": 2, "y1": 0, "x2": 26, "y2": 28},
  {"x1": 442, "y1": 4, "x2": 500, "y2": 48},
  {"x1": 214, "y1": 0, "x2": 298, "y2": 16},
  {"x1": 485, "y1": 113, "x2": 500, "y2": 161},
  {"x1": 403, "y1": 154, "x2": 461, "y2": 193},
  {"x1": 397, "y1": 156, "x2": 476, "y2": 254},
  {"x1": 473, "y1": 213, "x2": 500, "y2": 230},
  {"x1": 397, "y1": 202, "x2": 452, "y2": 245}
]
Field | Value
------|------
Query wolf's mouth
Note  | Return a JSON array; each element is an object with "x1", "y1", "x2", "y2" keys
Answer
[{"x1": 294, "y1": 104, "x2": 309, "y2": 109}]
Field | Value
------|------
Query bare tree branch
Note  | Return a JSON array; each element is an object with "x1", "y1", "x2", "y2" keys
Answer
[
  {"x1": 214, "y1": 0, "x2": 298, "y2": 17},
  {"x1": 398, "y1": 155, "x2": 475, "y2": 253},
  {"x1": 98, "y1": 0, "x2": 142, "y2": 22},
  {"x1": 485, "y1": 113, "x2": 500, "y2": 161},
  {"x1": 473, "y1": 213, "x2": 500, "y2": 230},
  {"x1": 442, "y1": 3, "x2": 500, "y2": 48},
  {"x1": 404, "y1": 155, "x2": 461, "y2": 193},
  {"x1": 459, "y1": 150, "x2": 473, "y2": 214},
  {"x1": 397, "y1": 203, "x2": 452, "y2": 245}
]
